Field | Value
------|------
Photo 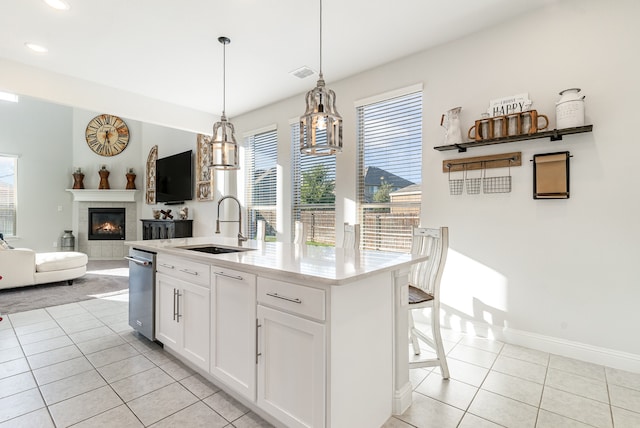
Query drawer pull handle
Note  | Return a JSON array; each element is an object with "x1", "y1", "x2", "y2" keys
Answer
[
  {"x1": 215, "y1": 271, "x2": 244, "y2": 281},
  {"x1": 180, "y1": 268, "x2": 199, "y2": 276},
  {"x1": 160, "y1": 263, "x2": 175, "y2": 269},
  {"x1": 266, "y1": 292, "x2": 302, "y2": 304}
]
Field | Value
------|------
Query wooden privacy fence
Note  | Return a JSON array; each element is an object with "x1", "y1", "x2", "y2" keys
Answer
[
  {"x1": 300, "y1": 207, "x2": 419, "y2": 252},
  {"x1": 258, "y1": 205, "x2": 420, "y2": 252},
  {"x1": 299, "y1": 209, "x2": 336, "y2": 245},
  {"x1": 361, "y1": 213, "x2": 419, "y2": 252}
]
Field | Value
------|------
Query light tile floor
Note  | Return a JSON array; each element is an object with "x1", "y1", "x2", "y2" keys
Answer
[
  {"x1": 384, "y1": 327, "x2": 640, "y2": 428},
  {"x1": 0, "y1": 292, "x2": 274, "y2": 427},
  {"x1": 2, "y1": 286, "x2": 640, "y2": 427}
]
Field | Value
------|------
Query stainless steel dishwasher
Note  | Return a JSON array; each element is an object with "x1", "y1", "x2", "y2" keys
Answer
[{"x1": 126, "y1": 248, "x2": 156, "y2": 341}]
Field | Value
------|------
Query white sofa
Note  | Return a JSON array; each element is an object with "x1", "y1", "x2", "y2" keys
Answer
[{"x1": 0, "y1": 248, "x2": 88, "y2": 289}]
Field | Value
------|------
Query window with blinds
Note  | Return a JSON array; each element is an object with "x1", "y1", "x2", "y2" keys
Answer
[
  {"x1": 292, "y1": 122, "x2": 336, "y2": 245},
  {"x1": 357, "y1": 90, "x2": 422, "y2": 252},
  {"x1": 244, "y1": 129, "x2": 277, "y2": 240},
  {"x1": 0, "y1": 155, "x2": 17, "y2": 237}
]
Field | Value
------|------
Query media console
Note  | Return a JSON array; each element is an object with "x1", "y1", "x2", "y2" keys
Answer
[{"x1": 140, "y1": 219, "x2": 193, "y2": 240}]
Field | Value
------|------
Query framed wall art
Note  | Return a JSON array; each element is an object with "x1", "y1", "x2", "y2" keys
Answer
[
  {"x1": 533, "y1": 151, "x2": 571, "y2": 199},
  {"x1": 196, "y1": 134, "x2": 214, "y2": 201},
  {"x1": 145, "y1": 145, "x2": 158, "y2": 204}
]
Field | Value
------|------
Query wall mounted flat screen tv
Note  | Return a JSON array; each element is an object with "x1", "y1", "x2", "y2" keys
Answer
[{"x1": 156, "y1": 150, "x2": 193, "y2": 205}]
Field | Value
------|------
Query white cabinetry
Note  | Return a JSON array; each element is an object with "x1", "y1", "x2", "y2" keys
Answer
[
  {"x1": 257, "y1": 277, "x2": 326, "y2": 428},
  {"x1": 210, "y1": 266, "x2": 257, "y2": 401},
  {"x1": 155, "y1": 254, "x2": 210, "y2": 371}
]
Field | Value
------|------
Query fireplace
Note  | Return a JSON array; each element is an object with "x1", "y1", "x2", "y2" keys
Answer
[{"x1": 88, "y1": 208, "x2": 126, "y2": 240}]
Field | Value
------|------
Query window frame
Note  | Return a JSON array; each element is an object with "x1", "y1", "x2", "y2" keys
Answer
[
  {"x1": 244, "y1": 127, "x2": 278, "y2": 241},
  {"x1": 356, "y1": 86, "x2": 423, "y2": 252},
  {"x1": 0, "y1": 154, "x2": 18, "y2": 238},
  {"x1": 291, "y1": 121, "x2": 337, "y2": 246}
]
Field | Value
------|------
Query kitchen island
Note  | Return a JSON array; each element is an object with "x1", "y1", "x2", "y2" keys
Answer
[{"x1": 125, "y1": 236, "x2": 424, "y2": 428}]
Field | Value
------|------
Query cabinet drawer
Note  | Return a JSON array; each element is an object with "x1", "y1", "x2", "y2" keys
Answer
[
  {"x1": 156, "y1": 254, "x2": 210, "y2": 287},
  {"x1": 212, "y1": 266, "x2": 256, "y2": 285},
  {"x1": 257, "y1": 278, "x2": 325, "y2": 321}
]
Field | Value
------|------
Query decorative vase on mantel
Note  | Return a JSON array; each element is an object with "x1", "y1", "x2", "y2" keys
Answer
[
  {"x1": 126, "y1": 169, "x2": 136, "y2": 190},
  {"x1": 98, "y1": 166, "x2": 110, "y2": 190},
  {"x1": 72, "y1": 169, "x2": 85, "y2": 189}
]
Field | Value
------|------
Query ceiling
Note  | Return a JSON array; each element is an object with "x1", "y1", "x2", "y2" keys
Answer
[{"x1": 2, "y1": 0, "x2": 554, "y2": 118}]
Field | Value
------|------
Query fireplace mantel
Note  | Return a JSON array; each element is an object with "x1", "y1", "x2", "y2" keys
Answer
[{"x1": 66, "y1": 189, "x2": 139, "y2": 202}]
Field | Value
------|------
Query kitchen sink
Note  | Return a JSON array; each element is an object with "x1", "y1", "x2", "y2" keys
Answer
[{"x1": 180, "y1": 245, "x2": 253, "y2": 255}]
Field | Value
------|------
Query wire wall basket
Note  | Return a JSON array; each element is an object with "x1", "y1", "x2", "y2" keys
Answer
[
  {"x1": 482, "y1": 175, "x2": 512, "y2": 193},
  {"x1": 446, "y1": 155, "x2": 516, "y2": 195},
  {"x1": 465, "y1": 168, "x2": 482, "y2": 194},
  {"x1": 448, "y1": 168, "x2": 464, "y2": 195}
]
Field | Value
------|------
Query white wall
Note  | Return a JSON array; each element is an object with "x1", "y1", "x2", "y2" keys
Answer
[
  {"x1": 72, "y1": 110, "x2": 200, "y2": 241},
  {"x1": 420, "y1": 0, "x2": 640, "y2": 367},
  {"x1": 136, "y1": 123, "x2": 209, "y2": 239},
  {"x1": 230, "y1": 0, "x2": 640, "y2": 370},
  {"x1": 0, "y1": 97, "x2": 73, "y2": 250},
  {"x1": 0, "y1": 97, "x2": 199, "y2": 249}
]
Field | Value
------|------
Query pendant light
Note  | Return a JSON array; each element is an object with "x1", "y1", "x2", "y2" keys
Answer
[
  {"x1": 300, "y1": 0, "x2": 343, "y2": 156},
  {"x1": 210, "y1": 36, "x2": 239, "y2": 170}
]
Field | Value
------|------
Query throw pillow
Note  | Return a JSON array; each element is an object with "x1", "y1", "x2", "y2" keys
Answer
[{"x1": 0, "y1": 239, "x2": 12, "y2": 250}]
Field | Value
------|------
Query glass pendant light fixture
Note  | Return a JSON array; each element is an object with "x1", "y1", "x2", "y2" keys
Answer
[
  {"x1": 300, "y1": 0, "x2": 343, "y2": 156},
  {"x1": 210, "y1": 36, "x2": 239, "y2": 170}
]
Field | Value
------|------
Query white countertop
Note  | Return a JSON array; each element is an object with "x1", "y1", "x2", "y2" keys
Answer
[{"x1": 124, "y1": 236, "x2": 426, "y2": 285}]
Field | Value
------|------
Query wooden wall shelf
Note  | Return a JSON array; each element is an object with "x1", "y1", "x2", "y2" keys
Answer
[
  {"x1": 434, "y1": 125, "x2": 593, "y2": 152},
  {"x1": 443, "y1": 152, "x2": 521, "y2": 173}
]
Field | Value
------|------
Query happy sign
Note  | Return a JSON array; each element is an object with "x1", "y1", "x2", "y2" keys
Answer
[{"x1": 488, "y1": 93, "x2": 532, "y2": 117}]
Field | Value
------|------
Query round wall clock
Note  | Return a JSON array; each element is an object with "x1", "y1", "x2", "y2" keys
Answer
[{"x1": 85, "y1": 114, "x2": 130, "y2": 157}]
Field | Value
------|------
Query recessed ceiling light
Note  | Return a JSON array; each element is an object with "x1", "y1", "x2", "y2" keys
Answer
[
  {"x1": 25, "y1": 43, "x2": 48, "y2": 53},
  {"x1": 0, "y1": 91, "x2": 19, "y2": 103},
  {"x1": 43, "y1": 0, "x2": 70, "y2": 10}
]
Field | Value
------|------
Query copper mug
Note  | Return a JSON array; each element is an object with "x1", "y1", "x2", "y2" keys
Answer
[
  {"x1": 468, "y1": 118, "x2": 492, "y2": 141},
  {"x1": 521, "y1": 110, "x2": 549, "y2": 134},
  {"x1": 506, "y1": 113, "x2": 522, "y2": 136}
]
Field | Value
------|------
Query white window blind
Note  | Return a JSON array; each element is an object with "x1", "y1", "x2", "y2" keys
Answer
[
  {"x1": 244, "y1": 129, "x2": 277, "y2": 240},
  {"x1": 292, "y1": 122, "x2": 336, "y2": 245},
  {"x1": 0, "y1": 155, "x2": 17, "y2": 237},
  {"x1": 357, "y1": 91, "x2": 422, "y2": 252}
]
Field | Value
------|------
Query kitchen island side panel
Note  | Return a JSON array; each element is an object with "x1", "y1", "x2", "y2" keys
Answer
[{"x1": 328, "y1": 271, "x2": 394, "y2": 428}]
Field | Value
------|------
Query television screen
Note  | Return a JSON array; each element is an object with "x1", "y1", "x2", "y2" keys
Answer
[{"x1": 156, "y1": 150, "x2": 193, "y2": 204}]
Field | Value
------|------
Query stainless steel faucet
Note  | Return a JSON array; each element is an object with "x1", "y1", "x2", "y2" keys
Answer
[{"x1": 215, "y1": 195, "x2": 247, "y2": 242}]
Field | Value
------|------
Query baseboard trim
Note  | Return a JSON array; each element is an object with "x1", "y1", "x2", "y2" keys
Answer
[
  {"x1": 497, "y1": 327, "x2": 640, "y2": 373},
  {"x1": 392, "y1": 381, "x2": 413, "y2": 416},
  {"x1": 419, "y1": 309, "x2": 640, "y2": 374}
]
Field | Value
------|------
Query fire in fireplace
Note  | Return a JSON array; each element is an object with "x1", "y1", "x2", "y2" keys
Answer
[{"x1": 88, "y1": 208, "x2": 126, "y2": 240}]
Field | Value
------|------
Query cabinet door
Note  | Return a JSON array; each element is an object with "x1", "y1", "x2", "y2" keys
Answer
[
  {"x1": 211, "y1": 268, "x2": 256, "y2": 400},
  {"x1": 156, "y1": 273, "x2": 180, "y2": 350},
  {"x1": 257, "y1": 305, "x2": 325, "y2": 428},
  {"x1": 180, "y1": 281, "x2": 210, "y2": 371}
]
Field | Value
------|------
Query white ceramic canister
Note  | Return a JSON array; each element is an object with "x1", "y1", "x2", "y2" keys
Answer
[{"x1": 556, "y1": 88, "x2": 585, "y2": 129}]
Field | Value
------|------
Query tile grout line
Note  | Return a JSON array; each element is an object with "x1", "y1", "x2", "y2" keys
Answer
[
  {"x1": 12, "y1": 310, "x2": 58, "y2": 427},
  {"x1": 604, "y1": 368, "x2": 615, "y2": 428},
  {"x1": 534, "y1": 352, "x2": 551, "y2": 428},
  {"x1": 456, "y1": 339, "x2": 508, "y2": 428}
]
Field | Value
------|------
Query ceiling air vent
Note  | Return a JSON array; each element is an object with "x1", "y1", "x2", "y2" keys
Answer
[{"x1": 290, "y1": 66, "x2": 315, "y2": 79}]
